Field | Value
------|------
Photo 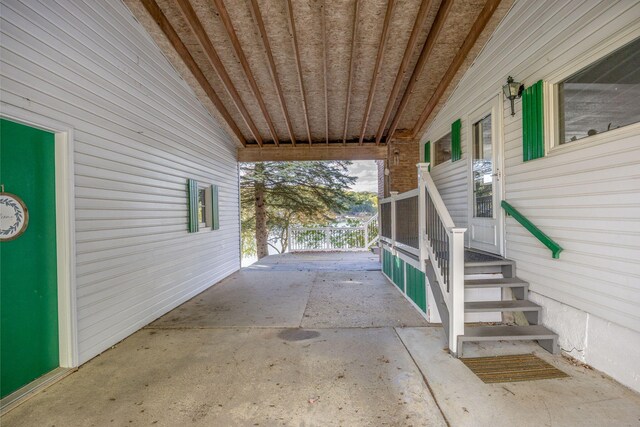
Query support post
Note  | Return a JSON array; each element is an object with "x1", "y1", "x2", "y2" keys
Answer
[
  {"x1": 416, "y1": 163, "x2": 430, "y2": 271},
  {"x1": 449, "y1": 227, "x2": 466, "y2": 356},
  {"x1": 390, "y1": 191, "x2": 398, "y2": 250}
]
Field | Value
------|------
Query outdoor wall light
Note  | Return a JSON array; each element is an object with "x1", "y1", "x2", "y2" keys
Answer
[{"x1": 502, "y1": 76, "x2": 524, "y2": 117}]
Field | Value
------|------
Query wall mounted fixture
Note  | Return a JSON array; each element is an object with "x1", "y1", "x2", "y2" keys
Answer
[{"x1": 502, "y1": 76, "x2": 524, "y2": 117}]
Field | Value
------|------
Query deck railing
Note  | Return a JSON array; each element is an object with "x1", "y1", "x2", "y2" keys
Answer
[
  {"x1": 379, "y1": 164, "x2": 466, "y2": 355},
  {"x1": 289, "y1": 214, "x2": 379, "y2": 252}
]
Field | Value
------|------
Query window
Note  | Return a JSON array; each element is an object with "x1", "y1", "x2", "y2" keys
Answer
[
  {"x1": 198, "y1": 187, "x2": 207, "y2": 228},
  {"x1": 557, "y1": 37, "x2": 640, "y2": 145},
  {"x1": 472, "y1": 114, "x2": 493, "y2": 218},
  {"x1": 433, "y1": 132, "x2": 451, "y2": 166}
]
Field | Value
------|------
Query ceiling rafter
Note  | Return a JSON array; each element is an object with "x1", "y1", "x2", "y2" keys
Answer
[
  {"x1": 176, "y1": 0, "x2": 263, "y2": 146},
  {"x1": 412, "y1": 0, "x2": 503, "y2": 137},
  {"x1": 375, "y1": 0, "x2": 434, "y2": 145},
  {"x1": 211, "y1": 0, "x2": 279, "y2": 146},
  {"x1": 342, "y1": 0, "x2": 361, "y2": 144},
  {"x1": 385, "y1": 0, "x2": 454, "y2": 142},
  {"x1": 139, "y1": 0, "x2": 246, "y2": 147},
  {"x1": 248, "y1": 0, "x2": 296, "y2": 146},
  {"x1": 359, "y1": 0, "x2": 395, "y2": 145},
  {"x1": 321, "y1": 0, "x2": 329, "y2": 144},
  {"x1": 286, "y1": 0, "x2": 312, "y2": 145}
]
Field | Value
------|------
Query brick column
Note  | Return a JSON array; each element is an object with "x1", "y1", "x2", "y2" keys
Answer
[{"x1": 387, "y1": 139, "x2": 419, "y2": 194}]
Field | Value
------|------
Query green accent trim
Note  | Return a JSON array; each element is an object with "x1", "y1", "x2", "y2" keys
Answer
[
  {"x1": 451, "y1": 119, "x2": 462, "y2": 162},
  {"x1": 393, "y1": 256, "x2": 405, "y2": 291},
  {"x1": 211, "y1": 184, "x2": 219, "y2": 230},
  {"x1": 187, "y1": 178, "x2": 199, "y2": 233},
  {"x1": 522, "y1": 80, "x2": 545, "y2": 162},
  {"x1": 501, "y1": 201, "x2": 562, "y2": 259},
  {"x1": 1, "y1": 119, "x2": 59, "y2": 398},
  {"x1": 424, "y1": 141, "x2": 431, "y2": 164},
  {"x1": 406, "y1": 263, "x2": 426, "y2": 313}
]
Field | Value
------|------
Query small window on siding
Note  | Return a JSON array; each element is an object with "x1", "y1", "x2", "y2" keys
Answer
[
  {"x1": 433, "y1": 132, "x2": 452, "y2": 166},
  {"x1": 198, "y1": 187, "x2": 207, "y2": 228},
  {"x1": 557, "y1": 37, "x2": 640, "y2": 145}
]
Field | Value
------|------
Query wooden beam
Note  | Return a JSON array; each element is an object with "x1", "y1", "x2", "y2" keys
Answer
[
  {"x1": 249, "y1": 0, "x2": 296, "y2": 145},
  {"x1": 359, "y1": 0, "x2": 395, "y2": 145},
  {"x1": 342, "y1": 0, "x2": 361, "y2": 144},
  {"x1": 374, "y1": 0, "x2": 433, "y2": 144},
  {"x1": 321, "y1": 0, "x2": 329, "y2": 144},
  {"x1": 211, "y1": 0, "x2": 279, "y2": 146},
  {"x1": 238, "y1": 144, "x2": 387, "y2": 162},
  {"x1": 139, "y1": 0, "x2": 245, "y2": 146},
  {"x1": 176, "y1": 0, "x2": 263, "y2": 146},
  {"x1": 411, "y1": 0, "x2": 503, "y2": 137},
  {"x1": 286, "y1": 0, "x2": 312, "y2": 144},
  {"x1": 385, "y1": 0, "x2": 454, "y2": 143}
]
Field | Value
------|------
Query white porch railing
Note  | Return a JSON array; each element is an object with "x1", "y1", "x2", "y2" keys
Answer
[
  {"x1": 289, "y1": 214, "x2": 379, "y2": 252},
  {"x1": 379, "y1": 164, "x2": 466, "y2": 355}
]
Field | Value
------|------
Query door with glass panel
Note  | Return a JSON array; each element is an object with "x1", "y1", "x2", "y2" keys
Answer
[{"x1": 468, "y1": 97, "x2": 504, "y2": 255}]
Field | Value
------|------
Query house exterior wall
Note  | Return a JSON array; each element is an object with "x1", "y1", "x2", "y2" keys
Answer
[
  {"x1": 419, "y1": 0, "x2": 640, "y2": 392},
  {"x1": 387, "y1": 139, "x2": 419, "y2": 194},
  {"x1": 0, "y1": 0, "x2": 241, "y2": 364}
]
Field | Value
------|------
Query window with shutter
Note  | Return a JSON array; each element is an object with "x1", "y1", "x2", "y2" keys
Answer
[{"x1": 451, "y1": 119, "x2": 462, "y2": 162}]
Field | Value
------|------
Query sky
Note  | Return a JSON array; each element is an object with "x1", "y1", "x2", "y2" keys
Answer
[{"x1": 347, "y1": 160, "x2": 378, "y2": 193}]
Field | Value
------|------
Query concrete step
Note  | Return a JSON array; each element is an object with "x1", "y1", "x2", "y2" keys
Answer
[
  {"x1": 465, "y1": 300, "x2": 541, "y2": 313},
  {"x1": 464, "y1": 277, "x2": 528, "y2": 290},
  {"x1": 457, "y1": 325, "x2": 559, "y2": 357}
]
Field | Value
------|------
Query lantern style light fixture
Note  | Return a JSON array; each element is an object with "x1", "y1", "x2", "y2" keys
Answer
[{"x1": 502, "y1": 76, "x2": 524, "y2": 117}]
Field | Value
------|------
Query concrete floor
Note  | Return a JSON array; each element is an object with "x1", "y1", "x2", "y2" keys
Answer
[{"x1": 3, "y1": 252, "x2": 640, "y2": 426}]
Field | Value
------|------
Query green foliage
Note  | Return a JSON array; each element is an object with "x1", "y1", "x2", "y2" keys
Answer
[
  {"x1": 340, "y1": 191, "x2": 378, "y2": 215},
  {"x1": 240, "y1": 161, "x2": 357, "y2": 256}
]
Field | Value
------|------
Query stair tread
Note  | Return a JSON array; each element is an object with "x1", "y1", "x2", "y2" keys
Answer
[
  {"x1": 465, "y1": 300, "x2": 541, "y2": 312},
  {"x1": 461, "y1": 325, "x2": 557, "y2": 340},
  {"x1": 464, "y1": 277, "x2": 528, "y2": 288},
  {"x1": 464, "y1": 259, "x2": 514, "y2": 267}
]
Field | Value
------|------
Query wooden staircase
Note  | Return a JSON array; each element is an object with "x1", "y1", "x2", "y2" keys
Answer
[{"x1": 457, "y1": 250, "x2": 559, "y2": 357}]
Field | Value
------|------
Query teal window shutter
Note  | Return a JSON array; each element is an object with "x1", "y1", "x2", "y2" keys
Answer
[
  {"x1": 451, "y1": 119, "x2": 461, "y2": 162},
  {"x1": 424, "y1": 141, "x2": 431, "y2": 171},
  {"x1": 522, "y1": 80, "x2": 545, "y2": 161},
  {"x1": 211, "y1": 184, "x2": 219, "y2": 230},
  {"x1": 187, "y1": 178, "x2": 199, "y2": 233}
]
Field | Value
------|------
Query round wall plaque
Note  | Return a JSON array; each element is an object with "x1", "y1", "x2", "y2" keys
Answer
[{"x1": 0, "y1": 192, "x2": 29, "y2": 241}]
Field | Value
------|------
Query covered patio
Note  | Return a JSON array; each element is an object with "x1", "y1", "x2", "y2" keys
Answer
[{"x1": 4, "y1": 252, "x2": 639, "y2": 426}]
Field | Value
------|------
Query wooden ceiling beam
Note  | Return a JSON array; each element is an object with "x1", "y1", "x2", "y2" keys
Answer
[
  {"x1": 286, "y1": 0, "x2": 312, "y2": 145},
  {"x1": 249, "y1": 0, "x2": 296, "y2": 146},
  {"x1": 342, "y1": 0, "x2": 361, "y2": 144},
  {"x1": 384, "y1": 0, "x2": 454, "y2": 143},
  {"x1": 238, "y1": 144, "x2": 387, "y2": 162},
  {"x1": 321, "y1": 0, "x2": 329, "y2": 144},
  {"x1": 359, "y1": 0, "x2": 395, "y2": 145},
  {"x1": 176, "y1": 0, "x2": 263, "y2": 146},
  {"x1": 374, "y1": 0, "x2": 434, "y2": 145},
  {"x1": 411, "y1": 0, "x2": 503, "y2": 137},
  {"x1": 139, "y1": 0, "x2": 246, "y2": 147},
  {"x1": 212, "y1": 0, "x2": 279, "y2": 146}
]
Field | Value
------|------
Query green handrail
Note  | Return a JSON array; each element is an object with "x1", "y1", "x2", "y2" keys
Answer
[{"x1": 501, "y1": 200, "x2": 563, "y2": 259}]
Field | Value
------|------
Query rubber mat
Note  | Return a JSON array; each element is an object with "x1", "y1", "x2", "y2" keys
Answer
[{"x1": 461, "y1": 354, "x2": 569, "y2": 383}]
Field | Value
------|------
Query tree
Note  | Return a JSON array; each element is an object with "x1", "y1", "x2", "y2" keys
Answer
[{"x1": 240, "y1": 161, "x2": 356, "y2": 258}]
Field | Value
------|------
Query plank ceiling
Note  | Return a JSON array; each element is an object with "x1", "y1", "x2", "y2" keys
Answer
[{"x1": 125, "y1": 0, "x2": 513, "y2": 152}]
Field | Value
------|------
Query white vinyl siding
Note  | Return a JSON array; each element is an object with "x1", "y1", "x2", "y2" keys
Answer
[
  {"x1": 1, "y1": 0, "x2": 240, "y2": 363},
  {"x1": 421, "y1": 0, "x2": 640, "y2": 334}
]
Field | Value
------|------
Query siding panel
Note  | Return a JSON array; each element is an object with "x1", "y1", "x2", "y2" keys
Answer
[
  {"x1": 420, "y1": 0, "x2": 640, "y2": 333},
  {"x1": 1, "y1": 0, "x2": 241, "y2": 363}
]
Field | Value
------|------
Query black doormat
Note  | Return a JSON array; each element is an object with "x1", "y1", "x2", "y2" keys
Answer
[{"x1": 461, "y1": 354, "x2": 569, "y2": 383}]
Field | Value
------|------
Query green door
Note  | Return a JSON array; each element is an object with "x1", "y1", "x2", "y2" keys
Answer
[{"x1": 1, "y1": 118, "x2": 58, "y2": 398}]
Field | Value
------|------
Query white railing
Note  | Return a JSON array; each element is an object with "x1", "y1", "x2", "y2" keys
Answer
[
  {"x1": 418, "y1": 163, "x2": 466, "y2": 355},
  {"x1": 289, "y1": 214, "x2": 379, "y2": 252},
  {"x1": 379, "y1": 164, "x2": 466, "y2": 355}
]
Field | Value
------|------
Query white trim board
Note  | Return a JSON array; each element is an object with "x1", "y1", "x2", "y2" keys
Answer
[{"x1": 1, "y1": 103, "x2": 79, "y2": 368}]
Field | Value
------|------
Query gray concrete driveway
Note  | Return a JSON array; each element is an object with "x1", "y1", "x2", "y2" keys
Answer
[{"x1": 3, "y1": 252, "x2": 640, "y2": 426}]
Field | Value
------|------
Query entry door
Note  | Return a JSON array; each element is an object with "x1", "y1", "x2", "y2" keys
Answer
[
  {"x1": 468, "y1": 97, "x2": 504, "y2": 255},
  {"x1": 1, "y1": 118, "x2": 59, "y2": 398}
]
